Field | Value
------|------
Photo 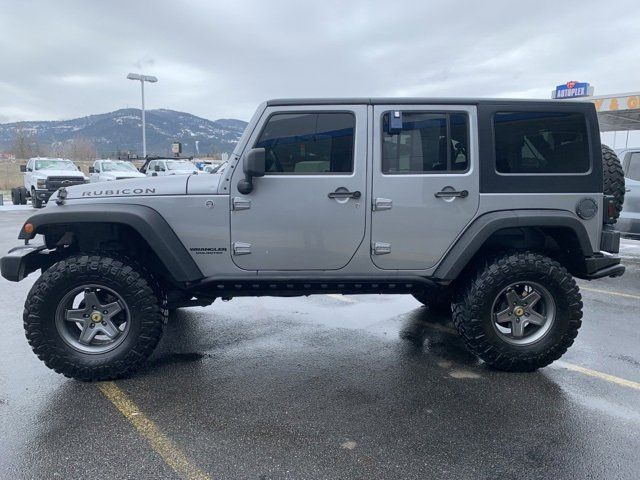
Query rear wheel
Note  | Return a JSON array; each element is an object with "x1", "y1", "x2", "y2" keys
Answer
[
  {"x1": 452, "y1": 252, "x2": 582, "y2": 371},
  {"x1": 10, "y1": 188, "x2": 20, "y2": 205},
  {"x1": 24, "y1": 255, "x2": 165, "y2": 381},
  {"x1": 19, "y1": 187, "x2": 28, "y2": 204}
]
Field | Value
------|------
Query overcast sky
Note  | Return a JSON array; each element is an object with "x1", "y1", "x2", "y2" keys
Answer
[{"x1": 2, "y1": 0, "x2": 640, "y2": 129}]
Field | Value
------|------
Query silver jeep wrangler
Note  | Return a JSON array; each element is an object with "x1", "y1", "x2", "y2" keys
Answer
[{"x1": 0, "y1": 98, "x2": 626, "y2": 381}]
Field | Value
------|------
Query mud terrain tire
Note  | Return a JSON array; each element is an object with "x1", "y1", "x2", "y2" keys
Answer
[
  {"x1": 601, "y1": 144, "x2": 625, "y2": 221},
  {"x1": 23, "y1": 255, "x2": 164, "y2": 381},
  {"x1": 452, "y1": 252, "x2": 582, "y2": 372}
]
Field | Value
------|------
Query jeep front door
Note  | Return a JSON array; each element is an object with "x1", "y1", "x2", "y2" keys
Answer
[
  {"x1": 230, "y1": 106, "x2": 367, "y2": 271},
  {"x1": 371, "y1": 105, "x2": 480, "y2": 270}
]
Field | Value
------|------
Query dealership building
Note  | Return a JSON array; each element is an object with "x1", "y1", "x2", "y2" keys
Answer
[{"x1": 552, "y1": 82, "x2": 640, "y2": 148}]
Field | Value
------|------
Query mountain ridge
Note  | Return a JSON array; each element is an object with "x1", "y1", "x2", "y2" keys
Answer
[{"x1": 0, "y1": 108, "x2": 247, "y2": 157}]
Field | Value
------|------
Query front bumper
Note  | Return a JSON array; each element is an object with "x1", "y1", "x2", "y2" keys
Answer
[
  {"x1": 0, "y1": 244, "x2": 55, "y2": 282},
  {"x1": 33, "y1": 189, "x2": 54, "y2": 202}
]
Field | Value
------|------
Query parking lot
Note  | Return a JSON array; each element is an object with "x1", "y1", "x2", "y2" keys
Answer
[{"x1": 0, "y1": 209, "x2": 639, "y2": 479}]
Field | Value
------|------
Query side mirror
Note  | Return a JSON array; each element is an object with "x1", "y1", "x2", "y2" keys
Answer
[
  {"x1": 243, "y1": 148, "x2": 266, "y2": 177},
  {"x1": 89, "y1": 167, "x2": 95, "y2": 173},
  {"x1": 238, "y1": 148, "x2": 266, "y2": 194},
  {"x1": 154, "y1": 165, "x2": 161, "y2": 172},
  {"x1": 20, "y1": 165, "x2": 27, "y2": 173}
]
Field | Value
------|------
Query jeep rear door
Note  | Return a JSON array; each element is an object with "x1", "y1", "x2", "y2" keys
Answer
[
  {"x1": 370, "y1": 104, "x2": 480, "y2": 269},
  {"x1": 230, "y1": 105, "x2": 368, "y2": 271}
]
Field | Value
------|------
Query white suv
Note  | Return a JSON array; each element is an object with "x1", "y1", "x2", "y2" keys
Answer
[{"x1": 89, "y1": 160, "x2": 146, "y2": 182}]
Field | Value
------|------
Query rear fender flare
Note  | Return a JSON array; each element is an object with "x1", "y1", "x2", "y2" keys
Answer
[{"x1": 434, "y1": 209, "x2": 594, "y2": 281}]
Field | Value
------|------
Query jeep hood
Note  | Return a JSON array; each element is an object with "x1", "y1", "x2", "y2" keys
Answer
[{"x1": 63, "y1": 175, "x2": 189, "y2": 199}]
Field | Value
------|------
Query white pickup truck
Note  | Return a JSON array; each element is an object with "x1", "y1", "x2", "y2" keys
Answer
[
  {"x1": 14, "y1": 157, "x2": 87, "y2": 208},
  {"x1": 89, "y1": 160, "x2": 146, "y2": 183}
]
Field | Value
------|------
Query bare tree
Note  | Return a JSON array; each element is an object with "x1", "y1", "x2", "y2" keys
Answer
[
  {"x1": 11, "y1": 128, "x2": 38, "y2": 159},
  {"x1": 53, "y1": 137, "x2": 97, "y2": 161}
]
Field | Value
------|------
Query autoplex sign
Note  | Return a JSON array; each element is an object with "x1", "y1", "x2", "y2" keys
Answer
[{"x1": 555, "y1": 81, "x2": 590, "y2": 99}]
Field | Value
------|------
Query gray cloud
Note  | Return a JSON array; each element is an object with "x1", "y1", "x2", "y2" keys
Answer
[{"x1": 1, "y1": 0, "x2": 639, "y2": 124}]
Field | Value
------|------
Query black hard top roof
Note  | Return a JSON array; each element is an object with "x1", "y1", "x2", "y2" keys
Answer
[{"x1": 266, "y1": 97, "x2": 590, "y2": 107}]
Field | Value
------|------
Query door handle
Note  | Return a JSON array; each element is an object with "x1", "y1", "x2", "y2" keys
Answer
[
  {"x1": 434, "y1": 189, "x2": 468, "y2": 198},
  {"x1": 328, "y1": 190, "x2": 361, "y2": 199}
]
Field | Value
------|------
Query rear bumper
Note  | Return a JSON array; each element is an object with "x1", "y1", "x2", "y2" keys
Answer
[
  {"x1": 582, "y1": 253, "x2": 625, "y2": 280},
  {"x1": 0, "y1": 244, "x2": 52, "y2": 282},
  {"x1": 600, "y1": 226, "x2": 620, "y2": 253}
]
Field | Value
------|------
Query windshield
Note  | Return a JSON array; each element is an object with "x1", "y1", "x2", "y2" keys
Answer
[
  {"x1": 34, "y1": 159, "x2": 78, "y2": 171},
  {"x1": 101, "y1": 161, "x2": 138, "y2": 172},
  {"x1": 167, "y1": 160, "x2": 195, "y2": 171}
]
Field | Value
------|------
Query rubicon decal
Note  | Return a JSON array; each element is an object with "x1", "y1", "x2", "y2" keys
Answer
[{"x1": 81, "y1": 188, "x2": 156, "y2": 196}]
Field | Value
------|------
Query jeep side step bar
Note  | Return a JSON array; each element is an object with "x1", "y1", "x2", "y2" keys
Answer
[{"x1": 186, "y1": 276, "x2": 441, "y2": 298}]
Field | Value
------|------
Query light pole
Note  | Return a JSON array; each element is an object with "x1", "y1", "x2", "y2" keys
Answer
[{"x1": 126, "y1": 73, "x2": 158, "y2": 158}]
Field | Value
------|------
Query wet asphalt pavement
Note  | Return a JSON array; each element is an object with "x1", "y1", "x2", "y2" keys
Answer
[{"x1": 1, "y1": 210, "x2": 639, "y2": 479}]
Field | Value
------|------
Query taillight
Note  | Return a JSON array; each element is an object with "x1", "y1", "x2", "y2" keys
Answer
[{"x1": 602, "y1": 195, "x2": 617, "y2": 224}]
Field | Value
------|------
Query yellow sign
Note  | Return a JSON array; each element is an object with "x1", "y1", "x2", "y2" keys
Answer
[{"x1": 593, "y1": 95, "x2": 640, "y2": 112}]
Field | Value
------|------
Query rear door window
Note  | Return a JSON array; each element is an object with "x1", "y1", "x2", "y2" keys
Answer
[
  {"x1": 494, "y1": 111, "x2": 590, "y2": 174},
  {"x1": 381, "y1": 112, "x2": 469, "y2": 173},
  {"x1": 255, "y1": 112, "x2": 355, "y2": 174}
]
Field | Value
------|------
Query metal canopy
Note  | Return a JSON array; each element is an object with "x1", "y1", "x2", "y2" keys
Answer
[{"x1": 592, "y1": 92, "x2": 640, "y2": 132}]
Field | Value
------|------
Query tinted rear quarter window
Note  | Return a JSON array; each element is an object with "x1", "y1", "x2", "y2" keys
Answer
[{"x1": 494, "y1": 111, "x2": 590, "y2": 174}]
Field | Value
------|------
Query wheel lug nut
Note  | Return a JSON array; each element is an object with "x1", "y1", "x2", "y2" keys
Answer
[
  {"x1": 101, "y1": 321, "x2": 106, "y2": 325},
  {"x1": 103, "y1": 310, "x2": 108, "y2": 314},
  {"x1": 90, "y1": 323, "x2": 95, "y2": 328},
  {"x1": 83, "y1": 314, "x2": 89, "y2": 318}
]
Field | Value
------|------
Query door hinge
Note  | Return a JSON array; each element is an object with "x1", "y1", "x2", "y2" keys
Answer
[
  {"x1": 372, "y1": 242, "x2": 391, "y2": 255},
  {"x1": 232, "y1": 197, "x2": 251, "y2": 211},
  {"x1": 373, "y1": 198, "x2": 392, "y2": 211},
  {"x1": 233, "y1": 242, "x2": 251, "y2": 255}
]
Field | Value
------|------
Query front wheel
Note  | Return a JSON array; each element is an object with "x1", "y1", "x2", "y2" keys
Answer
[
  {"x1": 452, "y1": 252, "x2": 582, "y2": 372},
  {"x1": 24, "y1": 255, "x2": 165, "y2": 381},
  {"x1": 31, "y1": 188, "x2": 43, "y2": 208}
]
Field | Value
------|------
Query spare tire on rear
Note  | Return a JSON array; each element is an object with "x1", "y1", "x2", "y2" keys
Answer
[{"x1": 601, "y1": 144, "x2": 625, "y2": 221}]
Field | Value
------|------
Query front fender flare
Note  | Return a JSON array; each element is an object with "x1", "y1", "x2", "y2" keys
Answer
[{"x1": 18, "y1": 203, "x2": 203, "y2": 283}]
